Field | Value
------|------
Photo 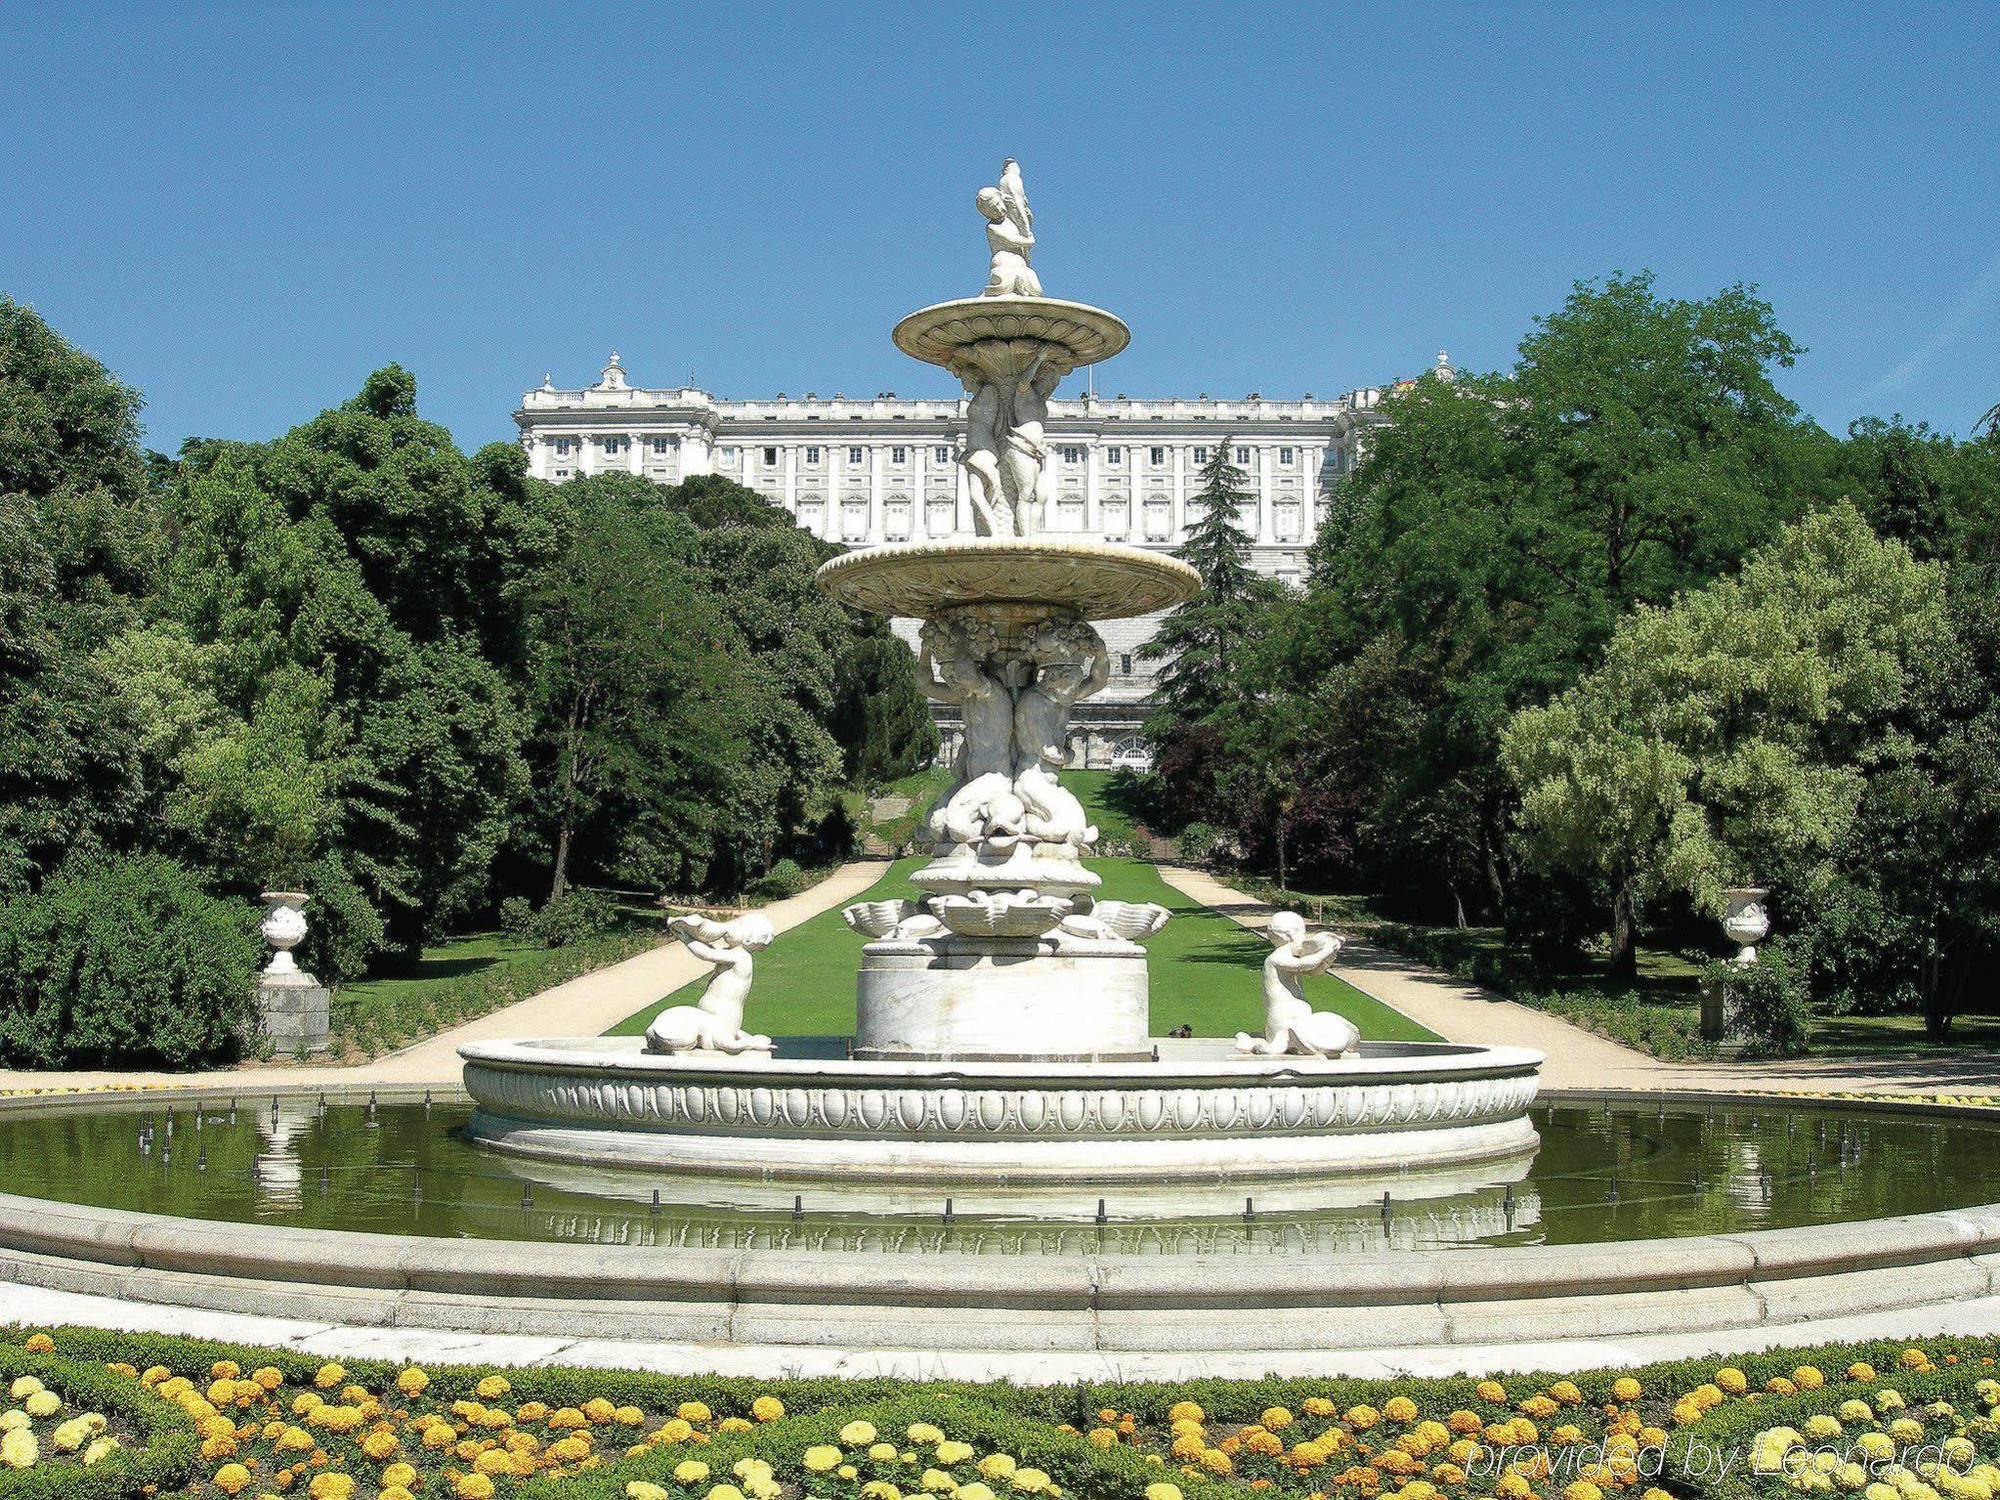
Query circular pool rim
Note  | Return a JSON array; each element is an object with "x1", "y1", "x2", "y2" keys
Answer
[{"x1": 3, "y1": 1083, "x2": 1998, "y2": 1354}]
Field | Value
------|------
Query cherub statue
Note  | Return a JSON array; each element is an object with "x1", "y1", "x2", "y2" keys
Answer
[
  {"x1": 1012, "y1": 617, "x2": 1109, "y2": 775},
  {"x1": 999, "y1": 349, "x2": 1064, "y2": 536},
  {"x1": 1234, "y1": 911, "x2": 1359, "y2": 1059},
  {"x1": 920, "y1": 613, "x2": 1022, "y2": 847},
  {"x1": 952, "y1": 354, "x2": 1009, "y2": 535},
  {"x1": 978, "y1": 158, "x2": 1040, "y2": 299},
  {"x1": 644, "y1": 913, "x2": 775, "y2": 1055}
]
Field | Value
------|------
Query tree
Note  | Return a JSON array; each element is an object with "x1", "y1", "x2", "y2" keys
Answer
[
  {"x1": 1502, "y1": 505, "x2": 1948, "y2": 977},
  {"x1": 0, "y1": 298, "x2": 158, "y2": 892},
  {"x1": 522, "y1": 477, "x2": 746, "y2": 899},
  {"x1": 833, "y1": 630, "x2": 939, "y2": 784},
  {"x1": 1261, "y1": 272, "x2": 1829, "y2": 919},
  {"x1": 1141, "y1": 441, "x2": 1281, "y2": 727}
]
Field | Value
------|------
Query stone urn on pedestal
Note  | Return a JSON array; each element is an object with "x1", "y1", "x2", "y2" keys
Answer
[
  {"x1": 1701, "y1": 885, "x2": 1770, "y2": 1043},
  {"x1": 257, "y1": 891, "x2": 330, "y2": 1054}
]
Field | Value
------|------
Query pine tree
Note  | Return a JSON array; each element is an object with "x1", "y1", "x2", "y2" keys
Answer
[{"x1": 1139, "y1": 440, "x2": 1280, "y2": 725}]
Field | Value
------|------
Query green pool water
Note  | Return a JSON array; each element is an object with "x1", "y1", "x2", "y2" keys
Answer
[{"x1": 1, "y1": 1094, "x2": 1993, "y2": 1255}]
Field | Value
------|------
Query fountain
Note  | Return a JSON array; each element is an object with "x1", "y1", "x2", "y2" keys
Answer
[
  {"x1": 456, "y1": 159, "x2": 1541, "y2": 1210},
  {"x1": 8, "y1": 167, "x2": 2000, "y2": 1360}
]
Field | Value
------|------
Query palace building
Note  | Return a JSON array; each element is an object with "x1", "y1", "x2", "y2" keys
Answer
[{"x1": 515, "y1": 354, "x2": 1442, "y2": 766}]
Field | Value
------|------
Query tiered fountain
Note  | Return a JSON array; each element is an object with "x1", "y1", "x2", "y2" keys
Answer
[{"x1": 459, "y1": 160, "x2": 1542, "y2": 1214}]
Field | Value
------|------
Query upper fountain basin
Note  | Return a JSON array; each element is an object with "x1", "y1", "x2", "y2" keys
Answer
[
  {"x1": 893, "y1": 296, "x2": 1130, "y2": 369},
  {"x1": 816, "y1": 537, "x2": 1199, "y2": 620}
]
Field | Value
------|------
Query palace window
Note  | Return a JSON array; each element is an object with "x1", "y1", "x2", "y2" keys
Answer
[
  {"x1": 1193, "y1": 447, "x2": 1209, "y2": 463},
  {"x1": 721, "y1": 447, "x2": 738, "y2": 461},
  {"x1": 651, "y1": 437, "x2": 674, "y2": 454},
  {"x1": 934, "y1": 446, "x2": 951, "y2": 463},
  {"x1": 847, "y1": 446, "x2": 865, "y2": 464},
  {"x1": 892, "y1": 446, "x2": 907, "y2": 464},
  {"x1": 1236, "y1": 446, "x2": 1251, "y2": 463},
  {"x1": 805, "y1": 446, "x2": 822, "y2": 464},
  {"x1": 602, "y1": 436, "x2": 624, "y2": 454},
  {"x1": 763, "y1": 446, "x2": 779, "y2": 466},
  {"x1": 884, "y1": 498, "x2": 912, "y2": 540},
  {"x1": 1119, "y1": 653, "x2": 1133, "y2": 675},
  {"x1": 1055, "y1": 445, "x2": 1080, "y2": 464},
  {"x1": 1279, "y1": 446, "x2": 1295, "y2": 464},
  {"x1": 1106, "y1": 446, "x2": 1123, "y2": 464},
  {"x1": 927, "y1": 497, "x2": 956, "y2": 534},
  {"x1": 554, "y1": 469, "x2": 571, "y2": 479},
  {"x1": 554, "y1": 438, "x2": 574, "y2": 455}
]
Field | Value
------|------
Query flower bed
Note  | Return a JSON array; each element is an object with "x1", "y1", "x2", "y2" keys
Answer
[{"x1": 6, "y1": 1328, "x2": 2000, "y2": 1500}]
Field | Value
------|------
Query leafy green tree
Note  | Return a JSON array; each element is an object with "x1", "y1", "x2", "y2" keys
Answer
[
  {"x1": 521, "y1": 476, "x2": 747, "y2": 898},
  {"x1": 833, "y1": 630, "x2": 939, "y2": 784},
  {"x1": 1263, "y1": 273, "x2": 1829, "y2": 917},
  {"x1": 1502, "y1": 504, "x2": 1948, "y2": 976},
  {"x1": 0, "y1": 298, "x2": 159, "y2": 892}
]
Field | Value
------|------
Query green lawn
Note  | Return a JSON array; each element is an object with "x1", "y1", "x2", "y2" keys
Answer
[
  {"x1": 336, "y1": 931, "x2": 545, "y2": 1014},
  {"x1": 606, "y1": 837, "x2": 1436, "y2": 1043}
]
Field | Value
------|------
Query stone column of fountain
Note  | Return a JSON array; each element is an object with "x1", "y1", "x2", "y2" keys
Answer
[{"x1": 818, "y1": 159, "x2": 1198, "y2": 1061}]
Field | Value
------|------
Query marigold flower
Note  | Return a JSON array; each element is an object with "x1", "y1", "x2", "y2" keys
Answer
[
  {"x1": 1146, "y1": 1485, "x2": 1184, "y2": 1500},
  {"x1": 1200, "y1": 1450, "x2": 1232, "y2": 1475},
  {"x1": 1715, "y1": 1368, "x2": 1749, "y2": 1396},
  {"x1": 214, "y1": 1463, "x2": 255, "y2": 1494},
  {"x1": 675, "y1": 1461, "x2": 712, "y2": 1483},
  {"x1": 842, "y1": 1421, "x2": 881, "y2": 1447},
  {"x1": 454, "y1": 1474, "x2": 494, "y2": 1500},
  {"x1": 477, "y1": 1376, "x2": 512, "y2": 1399},
  {"x1": 308, "y1": 1473, "x2": 354, "y2": 1500},
  {"x1": 383, "y1": 1488, "x2": 417, "y2": 1500},
  {"x1": 1849, "y1": 1364, "x2": 1879, "y2": 1382},
  {"x1": 23, "y1": 1334, "x2": 54, "y2": 1354},
  {"x1": 954, "y1": 1485, "x2": 995, "y2": 1500},
  {"x1": 82, "y1": 1437, "x2": 118, "y2": 1466},
  {"x1": 1168, "y1": 1402, "x2": 1204, "y2": 1425},
  {"x1": 313, "y1": 1365, "x2": 345, "y2": 1391},
  {"x1": 23, "y1": 1390, "x2": 60, "y2": 1418},
  {"x1": 396, "y1": 1369, "x2": 429, "y2": 1397},
  {"x1": 805, "y1": 1445, "x2": 844, "y2": 1473},
  {"x1": 937, "y1": 1441, "x2": 975, "y2": 1465},
  {"x1": 679, "y1": 1402, "x2": 714, "y2": 1424},
  {"x1": 582, "y1": 1398, "x2": 616, "y2": 1424},
  {"x1": 861, "y1": 1484, "x2": 902, "y2": 1500},
  {"x1": 704, "y1": 1486, "x2": 746, "y2": 1500},
  {"x1": 1612, "y1": 1378, "x2": 1642, "y2": 1402}
]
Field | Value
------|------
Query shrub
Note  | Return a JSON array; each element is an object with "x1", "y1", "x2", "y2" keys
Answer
[
  {"x1": 748, "y1": 857, "x2": 811, "y2": 900},
  {"x1": 506, "y1": 888, "x2": 620, "y2": 948},
  {"x1": 0, "y1": 853, "x2": 257, "y2": 1068},
  {"x1": 1705, "y1": 935, "x2": 1812, "y2": 1055},
  {"x1": 293, "y1": 853, "x2": 385, "y2": 987},
  {"x1": 1175, "y1": 821, "x2": 1222, "y2": 865}
]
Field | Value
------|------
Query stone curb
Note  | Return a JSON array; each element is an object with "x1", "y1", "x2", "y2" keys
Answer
[{"x1": 2, "y1": 1084, "x2": 1997, "y2": 1352}]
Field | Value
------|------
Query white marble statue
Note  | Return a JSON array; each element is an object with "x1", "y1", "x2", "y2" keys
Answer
[
  {"x1": 953, "y1": 356, "x2": 1009, "y2": 534},
  {"x1": 979, "y1": 157, "x2": 1040, "y2": 298},
  {"x1": 999, "y1": 351, "x2": 1061, "y2": 536},
  {"x1": 842, "y1": 898, "x2": 944, "y2": 942},
  {"x1": 1234, "y1": 911, "x2": 1359, "y2": 1059},
  {"x1": 1058, "y1": 898, "x2": 1171, "y2": 944},
  {"x1": 644, "y1": 914, "x2": 776, "y2": 1055}
]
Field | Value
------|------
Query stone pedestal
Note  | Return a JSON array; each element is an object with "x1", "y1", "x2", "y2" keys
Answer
[
  {"x1": 258, "y1": 972, "x2": 330, "y2": 1054},
  {"x1": 855, "y1": 937, "x2": 1150, "y2": 1061}
]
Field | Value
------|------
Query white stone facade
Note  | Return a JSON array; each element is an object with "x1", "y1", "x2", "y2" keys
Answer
[{"x1": 516, "y1": 355, "x2": 1430, "y2": 766}]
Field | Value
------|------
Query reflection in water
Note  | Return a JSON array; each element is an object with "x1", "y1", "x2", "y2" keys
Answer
[{"x1": 1, "y1": 1097, "x2": 1993, "y2": 1255}]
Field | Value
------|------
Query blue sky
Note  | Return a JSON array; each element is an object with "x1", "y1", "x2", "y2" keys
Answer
[{"x1": 4, "y1": 2, "x2": 1995, "y2": 453}]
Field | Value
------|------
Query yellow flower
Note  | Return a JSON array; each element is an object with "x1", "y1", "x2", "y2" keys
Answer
[
  {"x1": 308, "y1": 1473, "x2": 355, "y2": 1500},
  {"x1": 1262, "y1": 1407, "x2": 1294, "y2": 1431},
  {"x1": 922, "y1": 1469, "x2": 959, "y2": 1493},
  {"x1": 1496, "y1": 1476, "x2": 1532, "y2": 1500},
  {"x1": 1384, "y1": 1398, "x2": 1419, "y2": 1424},
  {"x1": 1476, "y1": 1382, "x2": 1507, "y2": 1404},
  {"x1": 678, "y1": 1402, "x2": 713, "y2": 1424},
  {"x1": 956, "y1": 1486, "x2": 996, "y2": 1500},
  {"x1": 383, "y1": 1489, "x2": 417, "y2": 1500},
  {"x1": 476, "y1": 1376, "x2": 512, "y2": 1399},
  {"x1": 1899, "y1": 1349, "x2": 1930, "y2": 1371},
  {"x1": 475, "y1": 1449, "x2": 521, "y2": 1476},
  {"x1": 397, "y1": 1368, "x2": 430, "y2": 1397},
  {"x1": 1550, "y1": 1382, "x2": 1583, "y2": 1406},
  {"x1": 82, "y1": 1439, "x2": 120, "y2": 1467},
  {"x1": 658, "y1": 1418, "x2": 695, "y2": 1444},
  {"x1": 1347, "y1": 1406, "x2": 1381, "y2": 1430},
  {"x1": 1715, "y1": 1368, "x2": 1749, "y2": 1396},
  {"x1": 843, "y1": 1421, "x2": 881, "y2": 1447},
  {"x1": 675, "y1": 1462, "x2": 712, "y2": 1484},
  {"x1": 752, "y1": 1396, "x2": 784, "y2": 1422},
  {"x1": 1199, "y1": 1450, "x2": 1232, "y2": 1476},
  {"x1": 1849, "y1": 1364, "x2": 1878, "y2": 1383},
  {"x1": 23, "y1": 1391, "x2": 60, "y2": 1419},
  {"x1": 938, "y1": 1441, "x2": 976, "y2": 1465},
  {"x1": 804, "y1": 1446, "x2": 844, "y2": 1473},
  {"x1": 362, "y1": 1431, "x2": 400, "y2": 1461},
  {"x1": 1612, "y1": 1378, "x2": 1643, "y2": 1402},
  {"x1": 1795, "y1": 1367, "x2": 1827, "y2": 1391},
  {"x1": 23, "y1": 1335, "x2": 54, "y2": 1355},
  {"x1": 1562, "y1": 1484, "x2": 1603, "y2": 1500},
  {"x1": 908, "y1": 1423, "x2": 944, "y2": 1444},
  {"x1": 453, "y1": 1474, "x2": 494, "y2": 1500},
  {"x1": 383, "y1": 1463, "x2": 418, "y2": 1489},
  {"x1": 705, "y1": 1487, "x2": 746, "y2": 1500},
  {"x1": 313, "y1": 1364, "x2": 345, "y2": 1391},
  {"x1": 1146, "y1": 1486, "x2": 1184, "y2": 1500},
  {"x1": 733, "y1": 1459, "x2": 774, "y2": 1482},
  {"x1": 872, "y1": 1443, "x2": 901, "y2": 1462},
  {"x1": 584, "y1": 1398, "x2": 617, "y2": 1424},
  {"x1": 213, "y1": 1463, "x2": 255, "y2": 1494},
  {"x1": 861, "y1": 1484, "x2": 902, "y2": 1500},
  {"x1": 978, "y1": 1455, "x2": 1018, "y2": 1481},
  {"x1": 627, "y1": 1484, "x2": 669, "y2": 1500},
  {"x1": 1010, "y1": 1469, "x2": 1050, "y2": 1494},
  {"x1": 1088, "y1": 1430, "x2": 1117, "y2": 1449},
  {"x1": 1168, "y1": 1402, "x2": 1204, "y2": 1425}
]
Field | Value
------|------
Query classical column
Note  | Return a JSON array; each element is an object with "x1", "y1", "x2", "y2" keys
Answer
[
  {"x1": 871, "y1": 441, "x2": 886, "y2": 542},
  {"x1": 1083, "y1": 441, "x2": 1098, "y2": 537},
  {"x1": 1171, "y1": 444, "x2": 1187, "y2": 539},
  {"x1": 1257, "y1": 442, "x2": 1274, "y2": 541},
  {"x1": 783, "y1": 443, "x2": 798, "y2": 517}
]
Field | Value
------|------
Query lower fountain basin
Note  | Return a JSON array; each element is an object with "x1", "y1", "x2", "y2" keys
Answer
[{"x1": 459, "y1": 1035, "x2": 1543, "y2": 1205}]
